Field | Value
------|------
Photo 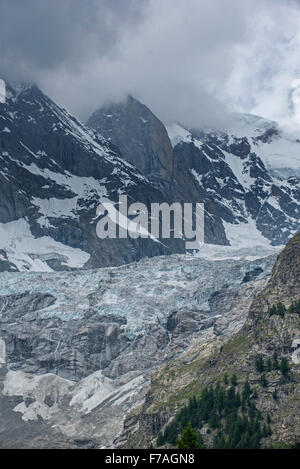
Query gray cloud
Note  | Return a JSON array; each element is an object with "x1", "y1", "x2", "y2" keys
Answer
[
  {"x1": 0, "y1": 0, "x2": 146, "y2": 75},
  {"x1": 1, "y1": 0, "x2": 300, "y2": 130}
]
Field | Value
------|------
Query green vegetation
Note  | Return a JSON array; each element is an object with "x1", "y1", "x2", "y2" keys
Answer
[
  {"x1": 268, "y1": 302, "x2": 286, "y2": 317},
  {"x1": 255, "y1": 355, "x2": 265, "y2": 373},
  {"x1": 255, "y1": 354, "x2": 290, "y2": 378},
  {"x1": 279, "y1": 357, "x2": 290, "y2": 377},
  {"x1": 152, "y1": 291, "x2": 298, "y2": 450},
  {"x1": 259, "y1": 374, "x2": 268, "y2": 388},
  {"x1": 266, "y1": 358, "x2": 272, "y2": 372},
  {"x1": 176, "y1": 423, "x2": 203, "y2": 449},
  {"x1": 272, "y1": 442, "x2": 300, "y2": 449},
  {"x1": 288, "y1": 299, "x2": 300, "y2": 314},
  {"x1": 273, "y1": 351, "x2": 279, "y2": 370},
  {"x1": 156, "y1": 378, "x2": 272, "y2": 449},
  {"x1": 268, "y1": 299, "x2": 300, "y2": 317},
  {"x1": 231, "y1": 374, "x2": 238, "y2": 387}
]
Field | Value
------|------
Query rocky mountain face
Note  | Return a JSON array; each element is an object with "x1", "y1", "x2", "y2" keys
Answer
[
  {"x1": 89, "y1": 98, "x2": 300, "y2": 247},
  {"x1": 0, "y1": 251, "x2": 276, "y2": 448},
  {"x1": 123, "y1": 234, "x2": 300, "y2": 449},
  {"x1": 0, "y1": 84, "x2": 184, "y2": 273},
  {"x1": 88, "y1": 97, "x2": 228, "y2": 245},
  {"x1": 88, "y1": 96, "x2": 174, "y2": 183},
  {"x1": 1, "y1": 86, "x2": 299, "y2": 272},
  {"x1": 168, "y1": 117, "x2": 300, "y2": 246}
]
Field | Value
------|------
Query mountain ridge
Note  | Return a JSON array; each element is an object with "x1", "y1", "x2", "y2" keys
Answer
[
  {"x1": 1, "y1": 83, "x2": 299, "y2": 271},
  {"x1": 89, "y1": 96, "x2": 300, "y2": 248},
  {"x1": 0, "y1": 83, "x2": 185, "y2": 272}
]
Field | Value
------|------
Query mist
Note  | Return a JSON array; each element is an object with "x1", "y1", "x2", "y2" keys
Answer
[{"x1": 1, "y1": 0, "x2": 300, "y2": 130}]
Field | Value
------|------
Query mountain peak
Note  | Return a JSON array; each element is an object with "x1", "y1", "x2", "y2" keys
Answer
[
  {"x1": 6, "y1": 80, "x2": 37, "y2": 95},
  {"x1": 88, "y1": 96, "x2": 174, "y2": 177}
]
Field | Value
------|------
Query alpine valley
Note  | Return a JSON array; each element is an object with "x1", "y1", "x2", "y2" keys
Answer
[{"x1": 0, "y1": 84, "x2": 299, "y2": 449}]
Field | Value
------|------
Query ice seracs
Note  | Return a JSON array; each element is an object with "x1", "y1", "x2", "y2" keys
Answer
[{"x1": 0, "y1": 248, "x2": 277, "y2": 447}]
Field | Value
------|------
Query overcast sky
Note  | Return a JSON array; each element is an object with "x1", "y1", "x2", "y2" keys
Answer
[{"x1": 1, "y1": 0, "x2": 300, "y2": 130}]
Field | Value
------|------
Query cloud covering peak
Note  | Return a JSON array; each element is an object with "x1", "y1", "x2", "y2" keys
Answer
[{"x1": 1, "y1": 0, "x2": 300, "y2": 130}]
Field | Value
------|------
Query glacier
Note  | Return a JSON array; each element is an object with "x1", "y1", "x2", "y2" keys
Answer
[{"x1": 0, "y1": 249, "x2": 277, "y2": 448}]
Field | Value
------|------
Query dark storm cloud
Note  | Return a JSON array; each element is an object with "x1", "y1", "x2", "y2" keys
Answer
[
  {"x1": 0, "y1": 0, "x2": 146, "y2": 77},
  {"x1": 1, "y1": 0, "x2": 300, "y2": 129}
]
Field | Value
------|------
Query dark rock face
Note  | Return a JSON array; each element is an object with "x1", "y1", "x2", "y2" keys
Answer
[
  {"x1": 0, "y1": 251, "x2": 17, "y2": 272},
  {"x1": 242, "y1": 267, "x2": 263, "y2": 283},
  {"x1": 2, "y1": 309, "x2": 129, "y2": 380},
  {"x1": 88, "y1": 96, "x2": 174, "y2": 180},
  {"x1": 88, "y1": 99, "x2": 229, "y2": 245},
  {"x1": 0, "y1": 85, "x2": 185, "y2": 271}
]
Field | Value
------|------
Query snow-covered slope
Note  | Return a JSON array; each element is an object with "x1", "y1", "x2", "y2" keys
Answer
[
  {"x1": 220, "y1": 113, "x2": 300, "y2": 178},
  {"x1": 168, "y1": 113, "x2": 300, "y2": 178},
  {"x1": 167, "y1": 113, "x2": 300, "y2": 246}
]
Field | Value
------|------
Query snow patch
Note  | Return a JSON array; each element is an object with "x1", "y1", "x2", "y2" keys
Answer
[
  {"x1": 166, "y1": 123, "x2": 193, "y2": 147},
  {"x1": 0, "y1": 218, "x2": 90, "y2": 271},
  {"x1": 32, "y1": 196, "x2": 79, "y2": 227},
  {"x1": 3, "y1": 370, "x2": 73, "y2": 421},
  {"x1": 224, "y1": 218, "x2": 274, "y2": 249}
]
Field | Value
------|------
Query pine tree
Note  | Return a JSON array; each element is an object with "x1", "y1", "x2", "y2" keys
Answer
[
  {"x1": 213, "y1": 434, "x2": 226, "y2": 449},
  {"x1": 189, "y1": 396, "x2": 197, "y2": 411},
  {"x1": 231, "y1": 374, "x2": 238, "y2": 387},
  {"x1": 176, "y1": 423, "x2": 203, "y2": 450},
  {"x1": 157, "y1": 432, "x2": 164, "y2": 447},
  {"x1": 262, "y1": 423, "x2": 269, "y2": 438},
  {"x1": 288, "y1": 299, "x2": 300, "y2": 314},
  {"x1": 158, "y1": 381, "x2": 267, "y2": 450},
  {"x1": 268, "y1": 304, "x2": 277, "y2": 316},
  {"x1": 242, "y1": 380, "x2": 251, "y2": 400},
  {"x1": 260, "y1": 374, "x2": 268, "y2": 388},
  {"x1": 255, "y1": 355, "x2": 264, "y2": 373},
  {"x1": 272, "y1": 351, "x2": 279, "y2": 370},
  {"x1": 208, "y1": 410, "x2": 219, "y2": 429},
  {"x1": 280, "y1": 357, "x2": 290, "y2": 377},
  {"x1": 268, "y1": 302, "x2": 286, "y2": 317},
  {"x1": 276, "y1": 302, "x2": 286, "y2": 317},
  {"x1": 267, "y1": 425, "x2": 272, "y2": 436}
]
